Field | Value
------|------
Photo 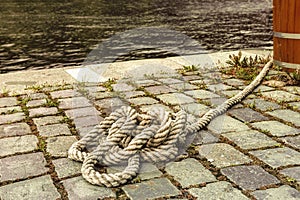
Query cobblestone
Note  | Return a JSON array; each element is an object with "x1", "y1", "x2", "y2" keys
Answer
[
  {"x1": 249, "y1": 147, "x2": 300, "y2": 168},
  {"x1": 278, "y1": 135, "x2": 300, "y2": 150},
  {"x1": 0, "y1": 97, "x2": 18, "y2": 107},
  {"x1": 251, "y1": 185, "x2": 300, "y2": 200},
  {"x1": 128, "y1": 97, "x2": 159, "y2": 106},
  {"x1": 185, "y1": 89, "x2": 220, "y2": 99},
  {"x1": 0, "y1": 112, "x2": 25, "y2": 124},
  {"x1": 243, "y1": 98, "x2": 281, "y2": 111},
  {"x1": 159, "y1": 78, "x2": 183, "y2": 84},
  {"x1": 0, "y1": 123, "x2": 31, "y2": 138},
  {"x1": 144, "y1": 85, "x2": 176, "y2": 95},
  {"x1": 121, "y1": 90, "x2": 145, "y2": 99},
  {"x1": 222, "y1": 130, "x2": 279, "y2": 150},
  {"x1": 228, "y1": 108, "x2": 268, "y2": 122},
  {"x1": 37, "y1": 123, "x2": 72, "y2": 137},
  {"x1": 197, "y1": 143, "x2": 252, "y2": 168},
  {"x1": 179, "y1": 103, "x2": 209, "y2": 116},
  {"x1": 221, "y1": 165, "x2": 280, "y2": 190},
  {"x1": 280, "y1": 166, "x2": 300, "y2": 183},
  {"x1": 169, "y1": 82, "x2": 199, "y2": 91},
  {"x1": 262, "y1": 90, "x2": 300, "y2": 102},
  {"x1": 46, "y1": 136, "x2": 77, "y2": 157},
  {"x1": 94, "y1": 97, "x2": 127, "y2": 115},
  {"x1": 73, "y1": 115, "x2": 102, "y2": 129},
  {"x1": 0, "y1": 135, "x2": 38, "y2": 157},
  {"x1": 29, "y1": 107, "x2": 58, "y2": 117},
  {"x1": 266, "y1": 109, "x2": 300, "y2": 127},
  {"x1": 122, "y1": 178, "x2": 181, "y2": 200},
  {"x1": 58, "y1": 97, "x2": 92, "y2": 110},
  {"x1": 33, "y1": 115, "x2": 64, "y2": 127},
  {"x1": 0, "y1": 152, "x2": 48, "y2": 182},
  {"x1": 289, "y1": 101, "x2": 300, "y2": 111},
  {"x1": 112, "y1": 83, "x2": 135, "y2": 92},
  {"x1": 207, "y1": 115, "x2": 250, "y2": 134},
  {"x1": 188, "y1": 181, "x2": 249, "y2": 200},
  {"x1": 283, "y1": 86, "x2": 300, "y2": 95},
  {"x1": 251, "y1": 120, "x2": 300, "y2": 137},
  {"x1": 0, "y1": 175, "x2": 60, "y2": 200},
  {"x1": 157, "y1": 93, "x2": 195, "y2": 105},
  {"x1": 63, "y1": 176, "x2": 116, "y2": 199},
  {"x1": 65, "y1": 106, "x2": 101, "y2": 119},
  {"x1": 165, "y1": 158, "x2": 217, "y2": 188},
  {"x1": 52, "y1": 158, "x2": 81, "y2": 179},
  {"x1": 207, "y1": 83, "x2": 234, "y2": 92},
  {"x1": 223, "y1": 78, "x2": 245, "y2": 86},
  {"x1": 50, "y1": 89, "x2": 81, "y2": 99},
  {"x1": 0, "y1": 106, "x2": 22, "y2": 114},
  {"x1": 192, "y1": 130, "x2": 219, "y2": 145}
]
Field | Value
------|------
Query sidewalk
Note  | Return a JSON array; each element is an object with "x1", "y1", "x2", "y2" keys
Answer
[{"x1": 0, "y1": 50, "x2": 299, "y2": 200}]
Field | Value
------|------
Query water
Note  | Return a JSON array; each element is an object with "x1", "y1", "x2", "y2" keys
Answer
[{"x1": 0, "y1": 0, "x2": 273, "y2": 73}]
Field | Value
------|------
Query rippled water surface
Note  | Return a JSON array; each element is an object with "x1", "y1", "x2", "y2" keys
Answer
[{"x1": 0, "y1": 0, "x2": 273, "y2": 73}]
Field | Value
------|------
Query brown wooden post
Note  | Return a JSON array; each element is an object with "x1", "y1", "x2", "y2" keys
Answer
[{"x1": 273, "y1": 0, "x2": 300, "y2": 70}]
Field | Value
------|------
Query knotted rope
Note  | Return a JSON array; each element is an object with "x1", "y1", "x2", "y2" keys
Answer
[{"x1": 68, "y1": 59, "x2": 273, "y2": 187}]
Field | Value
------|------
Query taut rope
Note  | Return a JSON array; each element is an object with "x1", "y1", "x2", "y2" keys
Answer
[{"x1": 68, "y1": 59, "x2": 273, "y2": 187}]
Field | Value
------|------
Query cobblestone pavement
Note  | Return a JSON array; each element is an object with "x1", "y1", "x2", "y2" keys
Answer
[{"x1": 0, "y1": 61, "x2": 300, "y2": 199}]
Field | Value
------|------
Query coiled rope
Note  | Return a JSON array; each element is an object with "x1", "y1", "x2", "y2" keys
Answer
[{"x1": 68, "y1": 59, "x2": 273, "y2": 187}]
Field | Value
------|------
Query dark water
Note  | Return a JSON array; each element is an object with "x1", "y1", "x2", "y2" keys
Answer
[{"x1": 0, "y1": 0, "x2": 273, "y2": 73}]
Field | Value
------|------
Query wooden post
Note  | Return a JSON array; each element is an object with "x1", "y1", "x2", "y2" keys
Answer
[{"x1": 273, "y1": 0, "x2": 300, "y2": 70}]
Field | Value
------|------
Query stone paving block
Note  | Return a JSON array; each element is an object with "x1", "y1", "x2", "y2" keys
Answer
[
  {"x1": 0, "y1": 106, "x2": 22, "y2": 114},
  {"x1": 283, "y1": 86, "x2": 300, "y2": 95},
  {"x1": 0, "y1": 123, "x2": 31, "y2": 138},
  {"x1": 207, "y1": 97, "x2": 228, "y2": 107},
  {"x1": 26, "y1": 99, "x2": 47, "y2": 107},
  {"x1": 128, "y1": 97, "x2": 158, "y2": 106},
  {"x1": 197, "y1": 143, "x2": 252, "y2": 168},
  {"x1": 0, "y1": 175, "x2": 60, "y2": 200},
  {"x1": 251, "y1": 120, "x2": 300, "y2": 137},
  {"x1": 179, "y1": 103, "x2": 209, "y2": 116},
  {"x1": 92, "y1": 91, "x2": 116, "y2": 99},
  {"x1": 76, "y1": 125, "x2": 95, "y2": 137},
  {"x1": 29, "y1": 107, "x2": 58, "y2": 117},
  {"x1": 262, "y1": 90, "x2": 300, "y2": 102},
  {"x1": 207, "y1": 83, "x2": 234, "y2": 92},
  {"x1": 33, "y1": 116, "x2": 64, "y2": 127},
  {"x1": 134, "y1": 79, "x2": 160, "y2": 87},
  {"x1": 249, "y1": 147, "x2": 300, "y2": 168},
  {"x1": 65, "y1": 106, "x2": 101, "y2": 119},
  {"x1": 183, "y1": 75, "x2": 202, "y2": 81},
  {"x1": 46, "y1": 136, "x2": 77, "y2": 157},
  {"x1": 37, "y1": 123, "x2": 72, "y2": 137},
  {"x1": 144, "y1": 85, "x2": 176, "y2": 95},
  {"x1": 122, "y1": 178, "x2": 181, "y2": 200},
  {"x1": 83, "y1": 86, "x2": 107, "y2": 94},
  {"x1": 220, "y1": 90, "x2": 242, "y2": 98},
  {"x1": 157, "y1": 93, "x2": 195, "y2": 105},
  {"x1": 278, "y1": 135, "x2": 300, "y2": 150},
  {"x1": 0, "y1": 135, "x2": 38, "y2": 157},
  {"x1": 192, "y1": 130, "x2": 219, "y2": 145},
  {"x1": 139, "y1": 104, "x2": 173, "y2": 114},
  {"x1": 266, "y1": 109, "x2": 300, "y2": 127},
  {"x1": 169, "y1": 82, "x2": 199, "y2": 91},
  {"x1": 228, "y1": 108, "x2": 268, "y2": 123},
  {"x1": 243, "y1": 98, "x2": 281, "y2": 111},
  {"x1": 108, "y1": 163, "x2": 162, "y2": 181},
  {"x1": 289, "y1": 101, "x2": 300, "y2": 111},
  {"x1": 58, "y1": 97, "x2": 92, "y2": 110},
  {"x1": 207, "y1": 115, "x2": 250, "y2": 134},
  {"x1": 0, "y1": 152, "x2": 48, "y2": 182},
  {"x1": 222, "y1": 130, "x2": 279, "y2": 150},
  {"x1": 280, "y1": 166, "x2": 300, "y2": 183},
  {"x1": 50, "y1": 89, "x2": 81, "y2": 99},
  {"x1": 0, "y1": 112, "x2": 25, "y2": 124},
  {"x1": 185, "y1": 89, "x2": 220, "y2": 99},
  {"x1": 251, "y1": 185, "x2": 300, "y2": 200},
  {"x1": 121, "y1": 91, "x2": 145, "y2": 99},
  {"x1": 0, "y1": 97, "x2": 18, "y2": 107},
  {"x1": 52, "y1": 158, "x2": 81, "y2": 179},
  {"x1": 73, "y1": 115, "x2": 103, "y2": 129},
  {"x1": 165, "y1": 158, "x2": 217, "y2": 188},
  {"x1": 188, "y1": 181, "x2": 249, "y2": 200},
  {"x1": 95, "y1": 97, "x2": 127, "y2": 115},
  {"x1": 239, "y1": 85, "x2": 275, "y2": 93},
  {"x1": 159, "y1": 78, "x2": 183, "y2": 84},
  {"x1": 112, "y1": 83, "x2": 135, "y2": 92},
  {"x1": 24, "y1": 92, "x2": 48, "y2": 100},
  {"x1": 221, "y1": 165, "x2": 280, "y2": 190},
  {"x1": 223, "y1": 78, "x2": 245, "y2": 86},
  {"x1": 63, "y1": 176, "x2": 116, "y2": 200}
]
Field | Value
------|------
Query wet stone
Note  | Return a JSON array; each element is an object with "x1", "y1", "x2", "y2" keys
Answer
[
  {"x1": 0, "y1": 135, "x2": 38, "y2": 157},
  {"x1": 266, "y1": 109, "x2": 300, "y2": 127},
  {"x1": 280, "y1": 166, "x2": 300, "y2": 183},
  {"x1": 144, "y1": 85, "x2": 176, "y2": 95},
  {"x1": 33, "y1": 116, "x2": 64, "y2": 127},
  {"x1": 221, "y1": 165, "x2": 280, "y2": 190},
  {"x1": 112, "y1": 83, "x2": 135, "y2": 92},
  {"x1": 188, "y1": 181, "x2": 249, "y2": 200},
  {"x1": 65, "y1": 106, "x2": 101, "y2": 119},
  {"x1": 184, "y1": 89, "x2": 220, "y2": 99},
  {"x1": 37, "y1": 123, "x2": 72, "y2": 137},
  {"x1": 262, "y1": 90, "x2": 300, "y2": 102},
  {"x1": 46, "y1": 136, "x2": 77, "y2": 157},
  {"x1": 122, "y1": 178, "x2": 181, "y2": 200},
  {"x1": 58, "y1": 97, "x2": 92, "y2": 110},
  {"x1": 157, "y1": 93, "x2": 195, "y2": 105},
  {"x1": 0, "y1": 123, "x2": 31, "y2": 138},
  {"x1": 249, "y1": 147, "x2": 300, "y2": 168},
  {"x1": 29, "y1": 107, "x2": 58, "y2": 117},
  {"x1": 251, "y1": 185, "x2": 300, "y2": 200},
  {"x1": 165, "y1": 158, "x2": 217, "y2": 188},
  {"x1": 128, "y1": 97, "x2": 158, "y2": 106},
  {"x1": 52, "y1": 158, "x2": 81, "y2": 179},
  {"x1": 63, "y1": 176, "x2": 116, "y2": 199},
  {"x1": 50, "y1": 89, "x2": 81, "y2": 99},
  {"x1": 0, "y1": 152, "x2": 48, "y2": 182},
  {"x1": 0, "y1": 175, "x2": 60, "y2": 200},
  {"x1": 243, "y1": 98, "x2": 281, "y2": 111},
  {"x1": 251, "y1": 121, "x2": 300, "y2": 137},
  {"x1": 222, "y1": 130, "x2": 279, "y2": 150},
  {"x1": 0, "y1": 97, "x2": 18, "y2": 107},
  {"x1": 0, "y1": 106, "x2": 22, "y2": 114},
  {"x1": 0, "y1": 112, "x2": 25, "y2": 124},
  {"x1": 278, "y1": 135, "x2": 300, "y2": 150},
  {"x1": 197, "y1": 143, "x2": 252, "y2": 168},
  {"x1": 207, "y1": 115, "x2": 250, "y2": 134},
  {"x1": 26, "y1": 99, "x2": 47, "y2": 107},
  {"x1": 228, "y1": 108, "x2": 268, "y2": 123}
]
